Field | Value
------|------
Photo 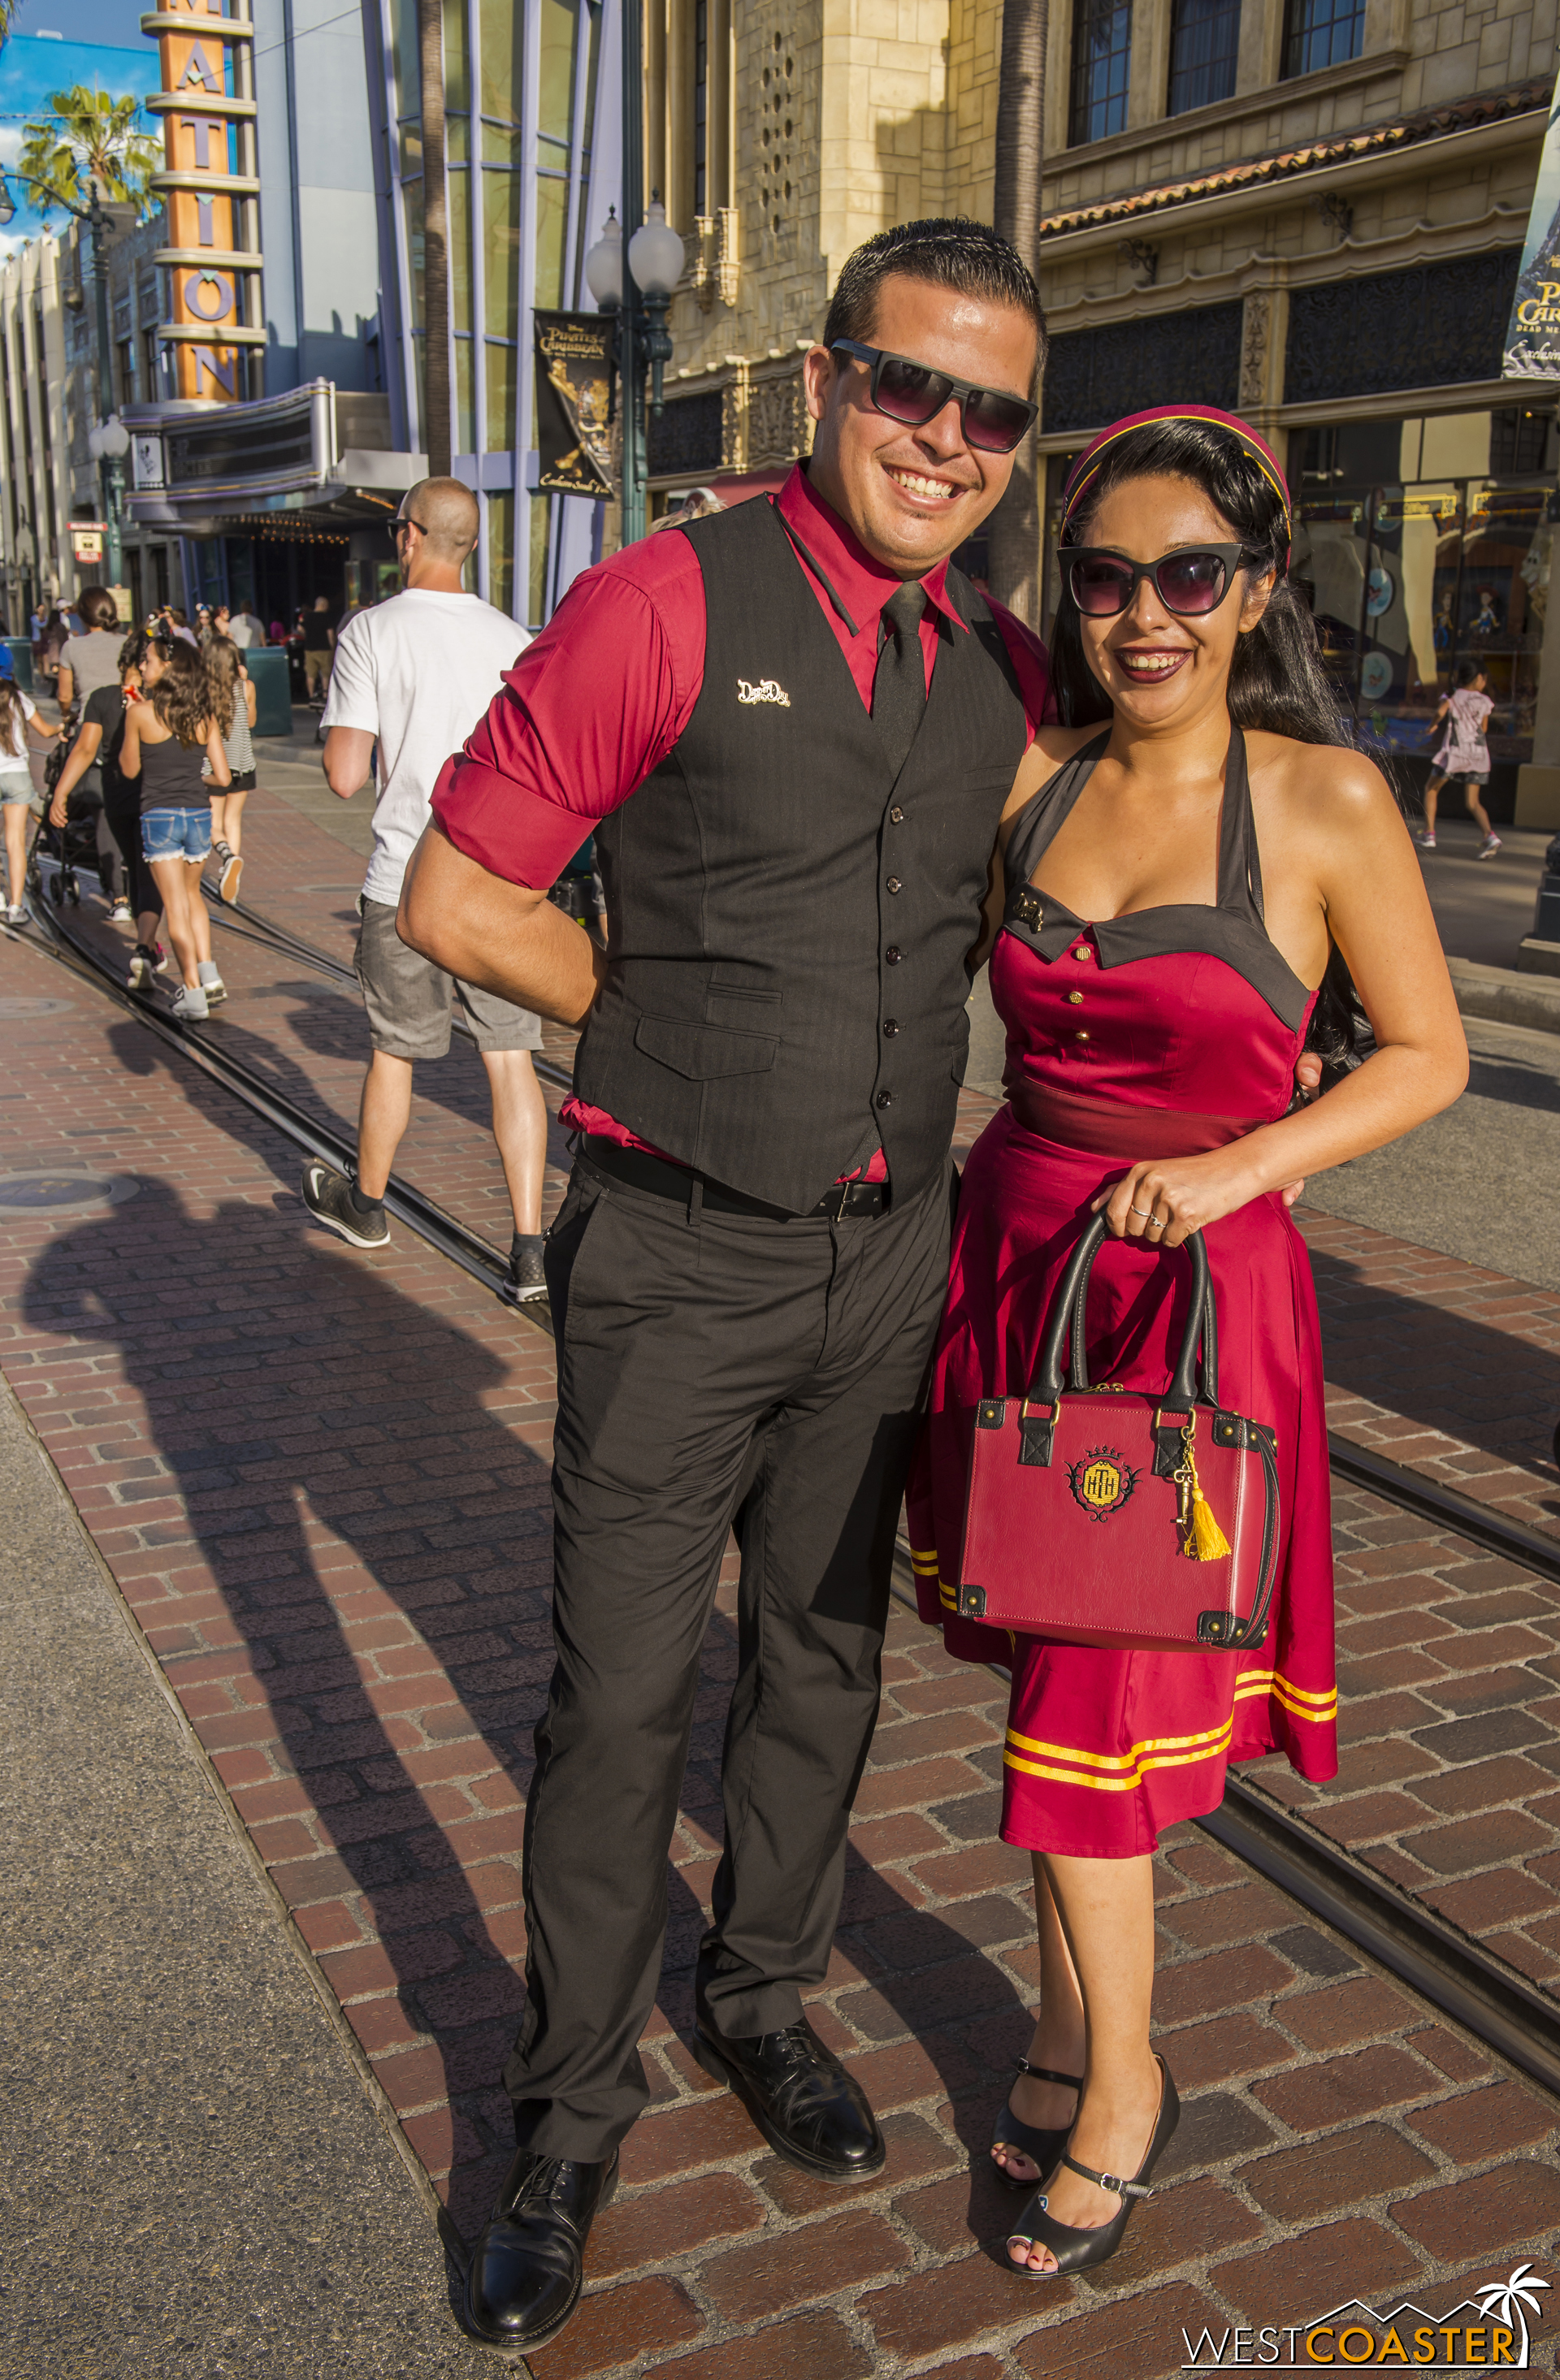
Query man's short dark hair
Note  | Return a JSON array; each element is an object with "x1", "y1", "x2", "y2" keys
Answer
[{"x1": 823, "y1": 219, "x2": 1046, "y2": 385}]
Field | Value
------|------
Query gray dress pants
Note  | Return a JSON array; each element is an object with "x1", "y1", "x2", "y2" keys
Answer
[{"x1": 502, "y1": 1148, "x2": 954, "y2": 2161}]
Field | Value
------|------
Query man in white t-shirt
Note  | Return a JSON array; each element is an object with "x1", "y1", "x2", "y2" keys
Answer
[{"x1": 306, "y1": 478, "x2": 550, "y2": 1301}]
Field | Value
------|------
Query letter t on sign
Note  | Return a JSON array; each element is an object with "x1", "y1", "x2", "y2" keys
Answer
[{"x1": 179, "y1": 115, "x2": 227, "y2": 169}]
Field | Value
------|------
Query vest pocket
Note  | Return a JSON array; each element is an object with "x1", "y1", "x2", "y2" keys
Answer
[{"x1": 635, "y1": 1014, "x2": 779, "y2": 1079}]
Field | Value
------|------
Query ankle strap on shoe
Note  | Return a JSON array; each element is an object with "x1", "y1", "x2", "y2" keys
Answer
[
  {"x1": 1014, "y1": 2061, "x2": 1083, "y2": 2090},
  {"x1": 1060, "y1": 2152, "x2": 1152, "y2": 2200}
]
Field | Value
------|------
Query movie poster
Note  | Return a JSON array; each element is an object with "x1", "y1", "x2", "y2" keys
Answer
[
  {"x1": 534, "y1": 312, "x2": 615, "y2": 497},
  {"x1": 1504, "y1": 76, "x2": 1560, "y2": 379}
]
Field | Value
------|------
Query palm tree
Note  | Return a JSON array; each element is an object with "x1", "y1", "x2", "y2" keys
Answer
[
  {"x1": 1476, "y1": 2262, "x2": 1550, "y2": 2361},
  {"x1": 18, "y1": 85, "x2": 160, "y2": 218},
  {"x1": 417, "y1": 0, "x2": 452, "y2": 476},
  {"x1": 988, "y1": 0, "x2": 1049, "y2": 627}
]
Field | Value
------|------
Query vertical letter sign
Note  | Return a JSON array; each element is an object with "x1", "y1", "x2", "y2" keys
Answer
[{"x1": 142, "y1": 0, "x2": 261, "y2": 402}]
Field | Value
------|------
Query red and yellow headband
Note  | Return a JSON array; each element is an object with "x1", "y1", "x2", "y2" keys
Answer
[{"x1": 1060, "y1": 405, "x2": 1292, "y2": 568}]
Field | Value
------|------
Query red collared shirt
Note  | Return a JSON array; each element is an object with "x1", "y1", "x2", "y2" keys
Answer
[{"x1": 431, "y1": 463, "x2": 1054, "y2": 1182}]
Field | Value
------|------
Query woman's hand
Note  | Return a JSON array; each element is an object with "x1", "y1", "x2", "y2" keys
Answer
[{"x1": 1093, "y1": 1149, "x2": 1263, "y2": 1248}]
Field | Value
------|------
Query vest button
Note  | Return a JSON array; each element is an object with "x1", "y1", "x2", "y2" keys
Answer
[
  {"x1": 886, "y1": 876, "x2": 902, "y2": 894},
  {"x1": 885, "y1": 946, "x2": 903, "y2": 963},
  {"x1": 889, "y1": 805, "x2": 904, "y2": 824},
  {"x1": 876, "y1": 1089, "x2": 894, "y2": 1109},
  {"x1": 1074, "y1": 1029, "x2": 1091, "y2": 1042},
  {"x1": 1068, "y1": 989, "x2": 1085, "y2": 1005},
  {"x1": 883, "y1": 1019, "x2": 899, "y2": 1036}
]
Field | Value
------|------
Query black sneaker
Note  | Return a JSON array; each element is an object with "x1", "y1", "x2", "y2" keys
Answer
[
  {"x1": 301, "y1": 1158, "x2": 390, "y2": 1249},
  {"x1": 502, "y1": 1234, "x2": 548, "y2": 1305},
  {"x1": 127, "y1": 942, "x2": 158, "y2": 989}
]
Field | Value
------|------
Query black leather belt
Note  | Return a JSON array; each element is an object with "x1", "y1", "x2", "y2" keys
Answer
[{"x1": 583, "y1": 1136, "x2": 890, "y2": 1220}]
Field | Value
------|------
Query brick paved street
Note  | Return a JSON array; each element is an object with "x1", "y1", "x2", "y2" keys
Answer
[{"x1": 6, "y1": 787, "x2": 1560, "y2": 2374}]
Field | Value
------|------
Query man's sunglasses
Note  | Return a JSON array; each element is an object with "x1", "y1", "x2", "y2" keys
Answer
[
  {"x1": 830, "y1": 340, "x2": 1038, "y2": 455},
  {"x1": 1059, "y1": 543, "x2": 1259, "y2": 618},
  {"x1": 388, "y1": 513, "x2": 429, "y2": 542}
]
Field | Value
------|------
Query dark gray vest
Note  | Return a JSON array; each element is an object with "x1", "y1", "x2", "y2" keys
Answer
[{"x1": 574, "y1": 495, "x2": 1029, "y2": 1212}]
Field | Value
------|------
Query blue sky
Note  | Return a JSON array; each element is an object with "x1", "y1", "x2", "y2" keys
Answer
[{"x1": 0, "y1": 0, "x2": 161, "y2": 249}]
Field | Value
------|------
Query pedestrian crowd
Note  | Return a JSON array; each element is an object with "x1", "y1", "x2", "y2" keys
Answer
[{"x1": 1, "y1": 213, "x2": 1482, "y2": 2356}]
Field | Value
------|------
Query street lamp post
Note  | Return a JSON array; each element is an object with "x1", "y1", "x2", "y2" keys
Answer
[
  {"x1": 583, "y1": 192, "x2": 685, "y2": 544},
  {"x1": 0, "y1": 169, "x2": 128, "y2": 586}
]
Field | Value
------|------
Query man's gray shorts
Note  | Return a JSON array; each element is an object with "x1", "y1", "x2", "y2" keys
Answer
[{"x1": 355, "y1": 896, "x2": 543, "y2": 1061}]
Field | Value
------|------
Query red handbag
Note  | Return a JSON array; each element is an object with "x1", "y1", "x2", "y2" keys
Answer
[{"x1": 936, "y1": 1214, "x2": 1280, "y2": 1653}]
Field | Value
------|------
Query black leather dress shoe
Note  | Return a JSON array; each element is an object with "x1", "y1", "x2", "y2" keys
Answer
[
  {"x1": 692, "y1": 2014, "x2": 885, "y2": 2183},
  {"x1": 461, "y1": 2146, "x2": 618, "y2": 2351}
]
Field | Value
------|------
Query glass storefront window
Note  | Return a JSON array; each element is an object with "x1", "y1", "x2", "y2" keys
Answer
[
  {"x1": 455, "y1": 333, "x2": 476, "y2": 458},
  {"x1": 480, "y1": 0, "x2": 523, "y2": 128},
  {"x1": 539, "y1": 0, "x2": 577, "y2": 145},
  {"x1": 488, "y1": 491, "x2": 514, "y2": 619},
  {"x1": 445, "y1": 0, "x2": 470, "y2": 113},
  {"x1": 534, "y1": 174, "x2": 569, "y2": 313},
  {"x1": 1292, "y1": 408, "x2": 1560, "y2": 775},
  {"x1": 483, "y1": 168, "x2": 522, "y2": 342},
  {"x1": 485, "y1": 339, "x2": 518, "y2": 455}
]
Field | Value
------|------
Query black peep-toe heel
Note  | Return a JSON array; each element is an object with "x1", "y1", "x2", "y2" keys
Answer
[
  {"x1": 1007, "y1": 2055, "x2": 1179, "y2": 2277},
  {"x1": 989, "y1": 2058, "x2": 1082, "y2": 2192}
]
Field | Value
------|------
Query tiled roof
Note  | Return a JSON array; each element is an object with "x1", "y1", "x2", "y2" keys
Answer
[{"x1": 1041, "y1": 77, "x2": 1551, "y2": 240}]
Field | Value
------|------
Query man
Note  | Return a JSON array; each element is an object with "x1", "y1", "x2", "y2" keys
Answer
[
  {"x1": 305, "y1": 478, "x2": 551, "y2": 1304},
  {"x1": 401, "y1": 219, "x2": 1052, "y2": 2352},
  {"x1": 228, "y1": 604, "x2": 266, "y2": 649},
  {"x1": 301, "y1": 595, "x2": 335, "y2": 703}
]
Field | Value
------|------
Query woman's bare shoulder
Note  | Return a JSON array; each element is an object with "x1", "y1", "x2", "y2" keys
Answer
[
  {"x1": 1000, "y1": 718, "x2": 1106, "y2": 824},
  {"x1": 1245, "y1": 727, "x2": 1400, "y2": 835}
]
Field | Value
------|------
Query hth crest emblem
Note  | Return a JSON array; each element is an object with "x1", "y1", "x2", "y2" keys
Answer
[
  {"x1": 737, "y1": 677, "x2": 791, "y2": 706},
  {"x1": 1068, "y1": 1447, "x2": 1138, "y2": 1521}
]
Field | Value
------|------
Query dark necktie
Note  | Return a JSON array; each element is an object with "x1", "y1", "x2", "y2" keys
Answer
[{"x1": 870, "y1": 581, "x2": 928, "y2": 781}]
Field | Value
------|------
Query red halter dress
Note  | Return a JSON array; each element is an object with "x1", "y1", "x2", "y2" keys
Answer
[{"x1": 907, "y1": 729, "x2": 1339, "y2": 1857}]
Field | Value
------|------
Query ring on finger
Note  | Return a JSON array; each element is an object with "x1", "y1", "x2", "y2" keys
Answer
[
  {"x1": 1129, "y1": 1203, "x2": 1154, "y2": 1220},
  {"x1": 1146, "y1": 1212, "x2": 1167, "y2": 1231}
]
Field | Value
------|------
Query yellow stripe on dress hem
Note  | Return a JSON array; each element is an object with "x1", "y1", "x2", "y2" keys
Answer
[
  {"x1": 1006, "y1": 1716, "x2": 1233, "y2": 1768},
  {"x1": 1004, "y1": 1725, "x2": 1233, "y2": 1791}
]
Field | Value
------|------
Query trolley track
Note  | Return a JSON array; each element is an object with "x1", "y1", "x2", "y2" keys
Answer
[{"x1": 16, "y1": 872, "x2": 1560, "y2": 2104}]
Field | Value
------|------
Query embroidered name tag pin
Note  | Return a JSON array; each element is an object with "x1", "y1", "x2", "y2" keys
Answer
[{"x1": 736, "y1": 678, "x2": 791, "y2": 707}]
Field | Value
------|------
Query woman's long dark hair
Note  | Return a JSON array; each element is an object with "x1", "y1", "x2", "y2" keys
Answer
[
  {"x1": 1051, "y1": 415, "x2": 1367, "y2": 1075},
  {"x1": 147, "y1": 639, "x2": 211, "y2": 748}
]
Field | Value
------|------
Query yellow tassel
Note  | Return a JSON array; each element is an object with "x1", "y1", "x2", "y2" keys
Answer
[
  {"x1": 1190, "y1": 1482, "x2": 1232, "y2": 1562},
  {"x1": 1180, "y1": 1417, "x2": 1232, "y2": 1561}
]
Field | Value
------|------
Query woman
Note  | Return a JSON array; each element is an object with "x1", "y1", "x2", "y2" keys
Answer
[
  {"x1": 907, "y1": 407, "x2": 1467, "y2": 2278},
  {"x1": 57, "y1": 587, "x2": 133, "y2": 915},
  {"x1": 1419, "y1": 660, "x2": 1501, "y2": 859},
  {"x1": 0, "y1": 675, "x2": 62, "y2": 923},
  {"x1": 50, "y1": 628, "x2": 166, "y2": 980},
  {"x1": 119, "y1": 638, "x2": 230, "y2": 1019},
  {"x1": 55, "y1": 586, "x2": 124, "y2": 715},
  {"x1": 204, "y1": 631, "x2": 257, "y2": 903}
]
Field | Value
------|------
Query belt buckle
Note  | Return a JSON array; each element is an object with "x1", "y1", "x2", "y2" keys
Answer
[{"x1": 835, "y1": 1179, "x2": 852, "y2": 1222}]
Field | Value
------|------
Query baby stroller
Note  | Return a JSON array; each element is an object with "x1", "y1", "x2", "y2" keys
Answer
[{"x1": 28, "y1": 741, "x2": 104, "y2": 908}]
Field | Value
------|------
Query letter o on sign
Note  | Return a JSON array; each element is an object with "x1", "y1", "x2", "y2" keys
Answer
[{"x1": 183, "y1": 270, "x2": 234, "y2": 323}]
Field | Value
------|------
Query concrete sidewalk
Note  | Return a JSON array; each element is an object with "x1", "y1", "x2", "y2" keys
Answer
[{"x1": 0, "y1": 1373, "x2": 470, "y2": 2378}]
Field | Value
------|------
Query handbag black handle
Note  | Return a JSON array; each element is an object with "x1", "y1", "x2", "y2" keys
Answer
[{"x1": 1025, "y1": 1212, "x2": 1217, "y2": 1409}]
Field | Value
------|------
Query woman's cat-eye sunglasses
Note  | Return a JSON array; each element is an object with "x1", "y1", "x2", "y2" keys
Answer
[{"x1": 1059, "y1": 543, "x2": 1262, "y2": 618}]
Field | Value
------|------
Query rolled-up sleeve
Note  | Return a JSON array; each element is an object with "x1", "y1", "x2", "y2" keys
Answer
[{"x1": 431, "y1": 542, "x2": 705, "y2": 889}]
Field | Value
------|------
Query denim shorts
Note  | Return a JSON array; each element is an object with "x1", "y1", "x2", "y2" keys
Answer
[
  {"x1": 142, "y1": 805, "x2": 213, "y2": 863},
  {"x1": 0, "y1": 769, "x2": 35, "y2": 806}
]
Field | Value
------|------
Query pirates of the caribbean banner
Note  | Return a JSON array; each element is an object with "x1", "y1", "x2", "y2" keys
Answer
[
  {"x1": 1504, "y1": 77, "x2": 1560, "y2": 379},
  {"x1": 534, "y1": 312, "x2": 615, "y2": 497}
]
